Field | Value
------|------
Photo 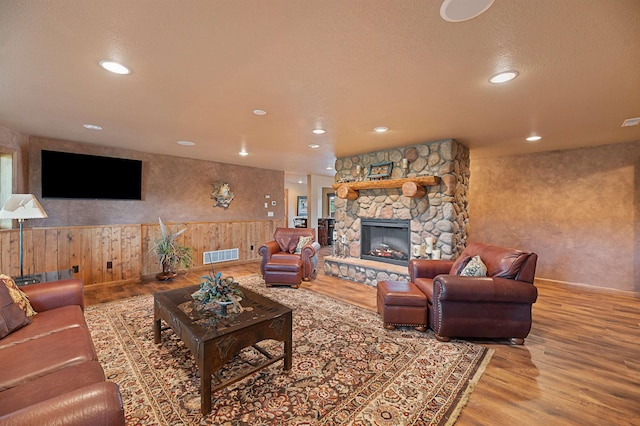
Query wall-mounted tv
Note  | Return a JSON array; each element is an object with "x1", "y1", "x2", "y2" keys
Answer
[{"x1": 41, "y1": 150, "x2": 143, "y2": 200}]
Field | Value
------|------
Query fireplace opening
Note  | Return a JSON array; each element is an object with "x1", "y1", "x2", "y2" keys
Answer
[{"x1": 360, "y1": 219, "x2": 410, "y2": 266}]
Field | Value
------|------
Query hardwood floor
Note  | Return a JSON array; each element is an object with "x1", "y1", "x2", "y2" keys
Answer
[{"x1": 84, "y1": 247, "x2": 640, "y2": 425}]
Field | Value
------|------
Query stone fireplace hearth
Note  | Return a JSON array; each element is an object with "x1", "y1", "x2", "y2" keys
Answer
[{"x1": 324, "y1": 139, "x2": 470, "y2": 286}]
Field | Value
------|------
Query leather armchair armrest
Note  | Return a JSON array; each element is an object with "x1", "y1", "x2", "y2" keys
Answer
[
  {"x1": 21, "y1": 279, "x2": 85, "y2": 312},
  {"x1": 434, "y1": 275, "x2": 538, "y2": 304},
  {"x1": 0, "y1": 382, "x2": 124, "y2": 426},
  {"x1": 301, "y1": 241, "x2": 320, "y2": 258},
  {"x1": 408, "y1": 259, "x2": 454, "y2": 281},
  {"x1": 258, "y1": 241, "x2": 281, "y2": 258}
]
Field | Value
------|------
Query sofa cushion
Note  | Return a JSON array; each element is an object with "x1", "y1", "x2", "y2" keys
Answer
[
  {"x1": 460, "y1": 255, "x2": 488, "y2": 277},
  {"x1": 0, "y1": 274, "x2": 37, "y2": 317},
  {"x1": 0, "y1": 284, "x2": 31, "y2": 339},
  {"x1": 0, "y1": 360, "x2": 106, "y2": 416},
  {"x1": 0, "y1": 326, "x2": 97, "y2": 391},
  {"x1": 0, "y1": 305, "x2": 86, "y2": 350}
]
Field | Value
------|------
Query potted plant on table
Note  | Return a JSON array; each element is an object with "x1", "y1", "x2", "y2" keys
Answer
[
  {"x1": 151, "y1": 217, "x2": 193, "y2": 281},
  {"x1": 191, "y1": 267, "x2": 244, "y2": 315}
]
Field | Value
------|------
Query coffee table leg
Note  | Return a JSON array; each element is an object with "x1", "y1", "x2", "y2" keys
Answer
[
  {"x1": 153, "y1": 317, "x2": 161, "y2": 344},
  {"x1": 284, "y1": 311, "x2": 293, "y2": 370},
  {"x1": 199, "y1": 356, "x2": 212, "y2": 415}
]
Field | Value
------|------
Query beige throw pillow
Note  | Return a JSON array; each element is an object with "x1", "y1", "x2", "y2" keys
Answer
[
  {"x1": 295, "y1": 236, "x2": 313, "y2": 254},
  {"x1": 0, "y1": 274, "x2": 37, "y2": 317},
  {"x1": 459, "y1": 255, "x2": 488, "y2": 277}
]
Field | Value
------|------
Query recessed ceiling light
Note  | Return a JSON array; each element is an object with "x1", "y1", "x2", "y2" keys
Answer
[
  {"x1": 298, "y1": 180, "x2": 303, "y2": 184},
  {"x1": 99, "y1": 60, "x2": 130, "y2": 75},
  {"x1": 253, "y1": 109, "x2": 267, "y2": 116},
  {"x1": 312, "y1": 129, "x2": 326, "y2": 135},
  {"x1": 82, "y1": 124, "x2": 102, "y2": 130},
  {"x1": 326, "y1": 166, "x2": 333, "y2": 170},
  {"x1": 440, "y1": 0, "x2": 496, "y2": 23},
  {"x1": 526, "y1": 135, "x2": 542, "y2": 142},
  {"x1": 621, "y1": 117, "x2": 640, "y2": 127},
  {"x1": 177, "y1": 140, "x2": 195, "y2": 146},
  {"x1": 490, "y1": 71, "x2": 518, "y2": 84},
  {"x1": 239, "y1": 148, "x2": 248, "y2": 156},
  {"x1": 374, "y1": 126, "x2": 389, "y2": 133},
  {"x1": 308, "y1": 144, "x2": 320, "y2": 149}
]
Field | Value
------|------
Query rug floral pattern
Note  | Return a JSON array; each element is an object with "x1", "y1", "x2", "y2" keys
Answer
[{"x1": 86, "y1": 275, "x2": 491, "y2": 425}]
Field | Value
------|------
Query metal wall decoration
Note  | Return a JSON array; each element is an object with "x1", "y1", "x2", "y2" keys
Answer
[{"x1": 211, "y1": 182, "x2": 235, "y2": 208}]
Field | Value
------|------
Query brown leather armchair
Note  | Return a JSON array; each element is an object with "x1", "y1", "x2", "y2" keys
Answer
[
  {"x1": 259, "y1": 227, "x2": 321, "y2": 286},
  {"x1": 409, "y1": 242, "x2": 538, "y2": 344}
]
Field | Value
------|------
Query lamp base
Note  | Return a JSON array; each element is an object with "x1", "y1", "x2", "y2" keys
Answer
[{"x1": 14, "y1": 275, "x2": 40, "y2": 286}]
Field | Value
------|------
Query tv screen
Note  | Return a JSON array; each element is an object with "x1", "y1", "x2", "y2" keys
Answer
[{"x1": 41, "y1": 150, "x2": 143, "y2": 200}]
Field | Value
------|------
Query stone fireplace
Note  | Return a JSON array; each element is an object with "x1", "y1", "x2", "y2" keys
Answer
[{"x1": 324, "y1": 139, "x2": 470, "y2": 286}]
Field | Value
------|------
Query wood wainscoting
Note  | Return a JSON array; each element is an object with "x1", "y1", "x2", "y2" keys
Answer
[{"x1": 0, "y1": 219, "x2": 283, "y2": 286}]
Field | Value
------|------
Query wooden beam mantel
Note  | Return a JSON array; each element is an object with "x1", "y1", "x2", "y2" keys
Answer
[{"x1": 331, "y1": 176, "x2": 441, "y2": 199}]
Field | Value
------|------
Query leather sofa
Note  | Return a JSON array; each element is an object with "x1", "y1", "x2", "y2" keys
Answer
[
  {"x1": 409, "y1": 242, "x2": 538, "y2": 344},
  {"x1": 259, "y1": 227, "x2": 321, "y2": 285},
  {"x1": 0, "y1": 278, "x2": 125, "y2": 425}
]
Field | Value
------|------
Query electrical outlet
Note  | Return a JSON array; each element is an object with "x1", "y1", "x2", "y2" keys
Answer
[
  {"x1": 106, "y1": 261, "x2": 113, "y2": 269},
  {"x1": 72, "y1": 265, "x2": 79, "y2": 273},
  {"x1": 264, "y1": 202, "x2": 268, "y2": 208}
]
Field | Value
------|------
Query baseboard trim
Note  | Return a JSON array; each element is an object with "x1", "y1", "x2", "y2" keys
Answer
[{"x1": 535, "y1": 277, "x2": 639, "y2": 299}]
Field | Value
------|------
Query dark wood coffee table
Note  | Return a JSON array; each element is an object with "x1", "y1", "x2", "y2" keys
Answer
[{"x1": 153, "y1": 284, "x2": 292, "y2": 415}]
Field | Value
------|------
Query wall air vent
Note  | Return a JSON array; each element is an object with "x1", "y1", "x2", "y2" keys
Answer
[{"x1": 203, "y1": 248, "x2": 239, "y2": 264}]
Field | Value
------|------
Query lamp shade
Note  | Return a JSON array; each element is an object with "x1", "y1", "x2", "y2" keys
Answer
[{"x1": 0, "y1": 194, "x2": 48, "y2": 220}]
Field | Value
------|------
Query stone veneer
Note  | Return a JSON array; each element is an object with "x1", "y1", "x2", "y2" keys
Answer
[{"x1": 324, "y1": 139, "x2": 470, "y2": 286}]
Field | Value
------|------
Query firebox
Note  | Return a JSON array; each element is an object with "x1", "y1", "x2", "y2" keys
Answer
[{"x1": 360, "y1": 218, "x2": 410, "y2": 266}]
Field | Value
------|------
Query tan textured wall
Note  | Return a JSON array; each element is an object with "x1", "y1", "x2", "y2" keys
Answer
[
  {"x1": 468, "y1": 140, "x2": 640, "y2": 293},
  {"x1": 27, "y1": 136, "x2": 284, "y2": 227}
]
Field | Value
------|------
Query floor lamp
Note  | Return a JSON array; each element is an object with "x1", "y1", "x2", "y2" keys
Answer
[{"x1": 0, "y1": 194, "x2": 48, "y2": 285}]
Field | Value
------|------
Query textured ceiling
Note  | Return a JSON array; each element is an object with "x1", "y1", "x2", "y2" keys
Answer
[{"x1": 1, "y1": 0, "x2": 639, "y2": 184}]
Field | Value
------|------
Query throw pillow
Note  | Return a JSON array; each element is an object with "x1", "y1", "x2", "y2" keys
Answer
[
  {"x1": 0, "y1": 274, "x2": 37, "y2": 317},
  {"x1": 287, "y1": 237, "x2": 299, "y2": 254},
  {"x1": 295, "y1": 236, "x2": 313, "y2": 254},
  {"x1": 459, "y1": 255, "x2": 488, "y2": 277},
  {"x1": 0, "y1": 281, "x2": 31, "y2": 339},
  {"x1": 450, "y1": 255, "x2": 472, "y2": 275}
]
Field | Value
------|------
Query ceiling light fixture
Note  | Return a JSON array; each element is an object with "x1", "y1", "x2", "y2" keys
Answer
[
  {"x1": 239, "y1": 148, "x2": 248, "y2": 156},
  {"x1": 621, "y1": 117, "x2": 640, "y2": 127},
  {"x1": 526, "y1": 135, "x2": 542, "y2": 142},
  {"x1": 308, "y1": 144, "x2": 320, "y2": 149},
  {"x1": 326, "y1": 166, "x2": 333, "y2": 170},
  {"x1": 253, "y1": 109, "x2": 267, "y2": 116},
  {"x1": 374, "y1": 126, "x2": 389, "y2": 133},
  {"x1": 312, "y1": 129, "x2": 326, "y2": 134},
  {"x1": 177, "y1": 140, "x2": 195, "y2": 146},
  {"x1": 440, "y1": 0, "x2": 496, "y2": 23},
  {"x1": 490, "y1": 71, "x2": 519, "y2": 84},
  {"x1": 82, "y1": 124, "x2": 102, "y2": 130},
  {"x1": 99, "y1": 60, "x2": 130, "y2": 75},
  {"x1": 298, "y1": 180, "x2": 303, "y2": 184}
]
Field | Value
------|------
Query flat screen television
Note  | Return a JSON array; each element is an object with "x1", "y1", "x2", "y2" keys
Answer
[{"x1": 41, "y1": 150, "x2": 143, "y2": 200}]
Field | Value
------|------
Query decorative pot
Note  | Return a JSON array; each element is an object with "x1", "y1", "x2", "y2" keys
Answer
[{"x1": 156, "y1": 262, "x2": 177, "y2": 281}]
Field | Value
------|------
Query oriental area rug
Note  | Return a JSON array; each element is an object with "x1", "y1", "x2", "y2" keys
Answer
[{"x1": 85, "y1": 274, "x2": 492, "y2": 425}]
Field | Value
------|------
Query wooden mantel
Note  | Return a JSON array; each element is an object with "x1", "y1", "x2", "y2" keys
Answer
[{"x1": 331, "y1": 176, "x2": 441, "y2": 199}]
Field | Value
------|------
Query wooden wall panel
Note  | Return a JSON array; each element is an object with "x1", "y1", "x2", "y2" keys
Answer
[{"x1": 0, "y1": 219, "x2": 283, "y2": 285}]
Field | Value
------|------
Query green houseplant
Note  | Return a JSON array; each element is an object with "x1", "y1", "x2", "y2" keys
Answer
[
  {"x1": 151, "y1": 218, "x2": 193, "y2": 281},
  {"x1": 191, "y1": 267, "x2": 244, "y2": 314}
]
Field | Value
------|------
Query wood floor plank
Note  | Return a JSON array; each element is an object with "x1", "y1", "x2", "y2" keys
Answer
[{"x1": 82, "y1": 247, "x2": 640, "y2": 425}]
